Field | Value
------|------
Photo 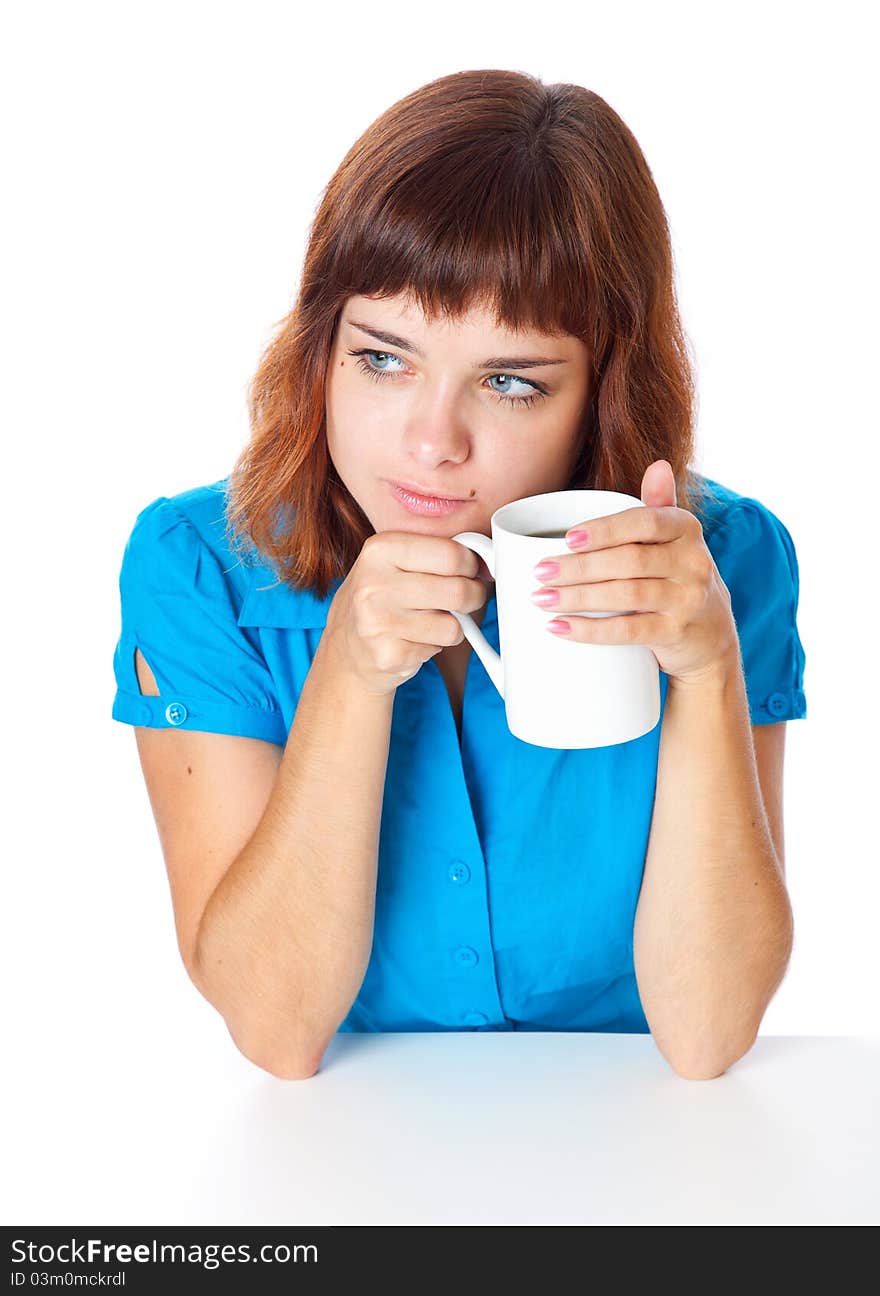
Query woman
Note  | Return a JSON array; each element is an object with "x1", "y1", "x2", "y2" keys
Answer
[{"x1": 111, "y1": 70, "x2": 807, "y2": 1081}]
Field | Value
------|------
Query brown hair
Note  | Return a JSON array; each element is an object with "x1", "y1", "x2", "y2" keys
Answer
[{"x1": 225, "y1": 69, "x2": 718, "y2": 597}]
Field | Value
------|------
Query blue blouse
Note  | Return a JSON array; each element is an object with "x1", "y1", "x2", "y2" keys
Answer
[{"x1": 111, "y1": 474, "x2": 807, "y2": 1034}]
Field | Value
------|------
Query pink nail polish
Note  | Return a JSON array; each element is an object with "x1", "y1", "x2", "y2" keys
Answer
[
  {"x1": 566, "y1": 529, "x2": 589, "y2": 549},
  {"x1": 547, "y1": 619, "x2": 571, "y2": 634},
  {"x1": 532, "y1": 587, "x2": 559, "y2": 607}
]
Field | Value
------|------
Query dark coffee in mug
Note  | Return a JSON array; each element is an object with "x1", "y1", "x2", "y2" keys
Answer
[{"x1": 523, "y1": 528, "x2": 571, "y2": 538}]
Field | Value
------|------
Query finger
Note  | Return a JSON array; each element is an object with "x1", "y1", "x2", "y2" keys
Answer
[
  {"x1": 535, "y1": 541, "x2": 677, "y2": 587},
  {"x1": 545, "y1": 610, "x2": 667, "y2": 644},
  {"x1": 534, "y1": 577, "x2": 679, "y2": 615},
  {"x1": 563, "y1": 505, "x2": 688, "y2": 555},
  {"x1": 397, "y1": 569, "x2": 488, "y2": 615},
  {"x1": 377, "y1": 531, "x2": 482, "y2": 578},
  {"x1": 400, "y1": 607, "x2": 468, "y2": 649}
]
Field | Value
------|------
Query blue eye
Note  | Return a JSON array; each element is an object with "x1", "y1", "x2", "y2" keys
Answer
[{"x1": 345, "y1": 348, "x2": 547, "y2": 409}]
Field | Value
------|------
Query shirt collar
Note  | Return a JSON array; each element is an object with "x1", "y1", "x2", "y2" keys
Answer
[{"x1": 237, "y1": 562, "x2": 343, "y2": 628}]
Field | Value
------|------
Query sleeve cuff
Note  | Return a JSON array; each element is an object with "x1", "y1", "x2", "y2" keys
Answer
[
  {"x1": 749, "y1": 687, "x2": 807, "y2": 724},
  {"x1": 112, "y1": 689, "x2": 288, "y2": 744}
]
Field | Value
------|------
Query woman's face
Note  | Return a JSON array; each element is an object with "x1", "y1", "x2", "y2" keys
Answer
[{"x1": 325, "y1": 292, "x2": 592, "y2": 546}]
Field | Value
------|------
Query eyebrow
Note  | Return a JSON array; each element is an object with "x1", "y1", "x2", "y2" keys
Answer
[{"x1": 345, "y1": 318, "x2": 569, "y2": 370}]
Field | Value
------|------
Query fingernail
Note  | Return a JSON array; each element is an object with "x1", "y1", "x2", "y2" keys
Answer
[
  {"x1": 531, "y1": 587, "x2": 559, "y2": 607},
  {"x1": 547, "y1": 619, "x2": 571, "y2": 634},
  {"x1": 533, "y1": 560, "x2": 559, "y2": 581},
  {"x1": 566, "y1": 529, "x2": 589, "y2": 549}
]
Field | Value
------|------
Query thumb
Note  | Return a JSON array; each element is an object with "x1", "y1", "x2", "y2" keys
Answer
[{"x1": 641, "y1": 459, "x2": 677, "y2": 508}]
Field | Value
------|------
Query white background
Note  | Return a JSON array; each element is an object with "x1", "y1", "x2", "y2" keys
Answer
[{"x1": 3, "y1": 0, "x2": 877, "y2": 1206}]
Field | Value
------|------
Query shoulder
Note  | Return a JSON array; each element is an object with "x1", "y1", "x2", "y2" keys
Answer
[
  {"x1": 120, "y1": 477, "x2": 338, "y2": 630},
  {"x1": 692, "y1": 473, "x2": 800, "y2": 583},
  {"x1": 691, "y1": 474, "x2": 806, "y2": 723},
  {"x1": 692, "y1": 472, "x2": 789, "y2": 539},
  {"x1": 112, "y1": 478, "x2": 294, "y2": 741},
  {"x1": 122, "y1": 476, "x2": 257, "y2": 604}
]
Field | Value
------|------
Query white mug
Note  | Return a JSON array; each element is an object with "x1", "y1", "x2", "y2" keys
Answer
[{"x1": 452, "y1": 490, "x2": 661, "y2": 749}]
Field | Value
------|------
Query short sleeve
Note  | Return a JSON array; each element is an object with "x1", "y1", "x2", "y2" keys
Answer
[
  {"x1": 707, "y1": 498, "x2": 807, "y2": 724},
  {"x1": 111, "y1": 496, "x2": 289, "y2": 744}
]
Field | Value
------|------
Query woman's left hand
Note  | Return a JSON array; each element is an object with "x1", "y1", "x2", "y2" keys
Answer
[{"x1": 531, "y1": 459, "x2": 739, "y2": 687}]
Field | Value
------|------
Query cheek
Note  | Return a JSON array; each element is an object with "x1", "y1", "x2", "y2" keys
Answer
[
  {"x1": 545, "y1": 419, "x2": 584, "y2": 466},
  {"x1": 327, "y1": 423, "x2": 388, "y2": 507},
  {"x1": 331, "y1": 380, "x2": 390, "y2": 447},
  {"x1": 326, "y1": 385, "x2": 378, "y2": 460}
]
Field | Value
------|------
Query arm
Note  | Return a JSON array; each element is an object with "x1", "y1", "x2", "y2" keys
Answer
[
  {"x1": 632, "y1": 646, "x2": 794, "y2": 1080},
  {"x1": 194, "y1": 629, "x2": 395, "y2": 1079}
]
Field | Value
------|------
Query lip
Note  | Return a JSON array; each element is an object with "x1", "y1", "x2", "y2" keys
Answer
[
  {"x1": 391, "y1": 479, "x2": 467, "y2": 501},
  {"x1": 388, "y1": 480, "x2": 471, "y2": 517}
]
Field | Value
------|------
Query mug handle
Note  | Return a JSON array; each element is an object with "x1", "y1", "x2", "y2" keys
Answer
[{"x1": 450, "y1": 532, "x2": 504, "y2": 698}]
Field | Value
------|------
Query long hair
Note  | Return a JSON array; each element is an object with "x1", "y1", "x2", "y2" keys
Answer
[{"x1": 226, "y1": 69, "x2": 718, "y2": 597}]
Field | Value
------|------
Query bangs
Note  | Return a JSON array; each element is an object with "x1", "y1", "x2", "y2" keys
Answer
[{"x1": 325, "y1": 148, "x2": 594, "y2": 343}]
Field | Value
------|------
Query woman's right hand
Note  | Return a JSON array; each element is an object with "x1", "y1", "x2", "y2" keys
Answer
[{"x1": 323, "y1": 531, "x2": 490, "y2": 696}]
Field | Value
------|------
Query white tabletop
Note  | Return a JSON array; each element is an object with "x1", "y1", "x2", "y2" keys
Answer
[{"x1": 6, "y1": 1029, "x2": 878, "y2": 1225}]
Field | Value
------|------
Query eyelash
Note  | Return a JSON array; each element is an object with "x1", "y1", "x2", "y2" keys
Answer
[{"x1": 345, "y1": 348, "x2": 547, "y2": 409}]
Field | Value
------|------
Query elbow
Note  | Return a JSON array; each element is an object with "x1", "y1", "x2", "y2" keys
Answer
[
  {"x1": 666, "y1": 1030, "x2": 759, "y2": 1081},
  {"x1": 192, "y1": 923, "x2": 328, "y2": 1079},
  {"x1": 669, "y1": 1057, "x2": 729, "y2": 1082},
  {"x1": 252, "y1": 1052, "x2": 323, "y2": 1082},
  {"x1": 229, "y1": 1024, "x2": 327, "y2": 1081}
]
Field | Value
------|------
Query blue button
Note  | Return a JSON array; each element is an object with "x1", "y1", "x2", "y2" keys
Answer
[
  {"x1": 454, "y1": 946, "x2": 479, "y2": 968},
  {"x1": 449, "y1": 861, "x2": 471, "y2": 885},
  {"x1": 767, "y1": 692, "x2": 789, "y2": 717},
  {"x1": 165, "y1": 702, "x2": 188, "y2": 726},
  {"x1": 463, "y1": 1011, "x2": 488, "y2": 1026}
]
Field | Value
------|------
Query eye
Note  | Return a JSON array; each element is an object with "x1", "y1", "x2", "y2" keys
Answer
[{"x1": 345, "y1": 348, "x2": 547, "y2": 409}]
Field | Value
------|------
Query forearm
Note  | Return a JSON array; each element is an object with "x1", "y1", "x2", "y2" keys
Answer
[
  {"x1": 194, "y1": 630, "x2": 395, "y2": 1076},
  {"x1": 633, "y1": 649, "x2": 793, "y2": 1079}
]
